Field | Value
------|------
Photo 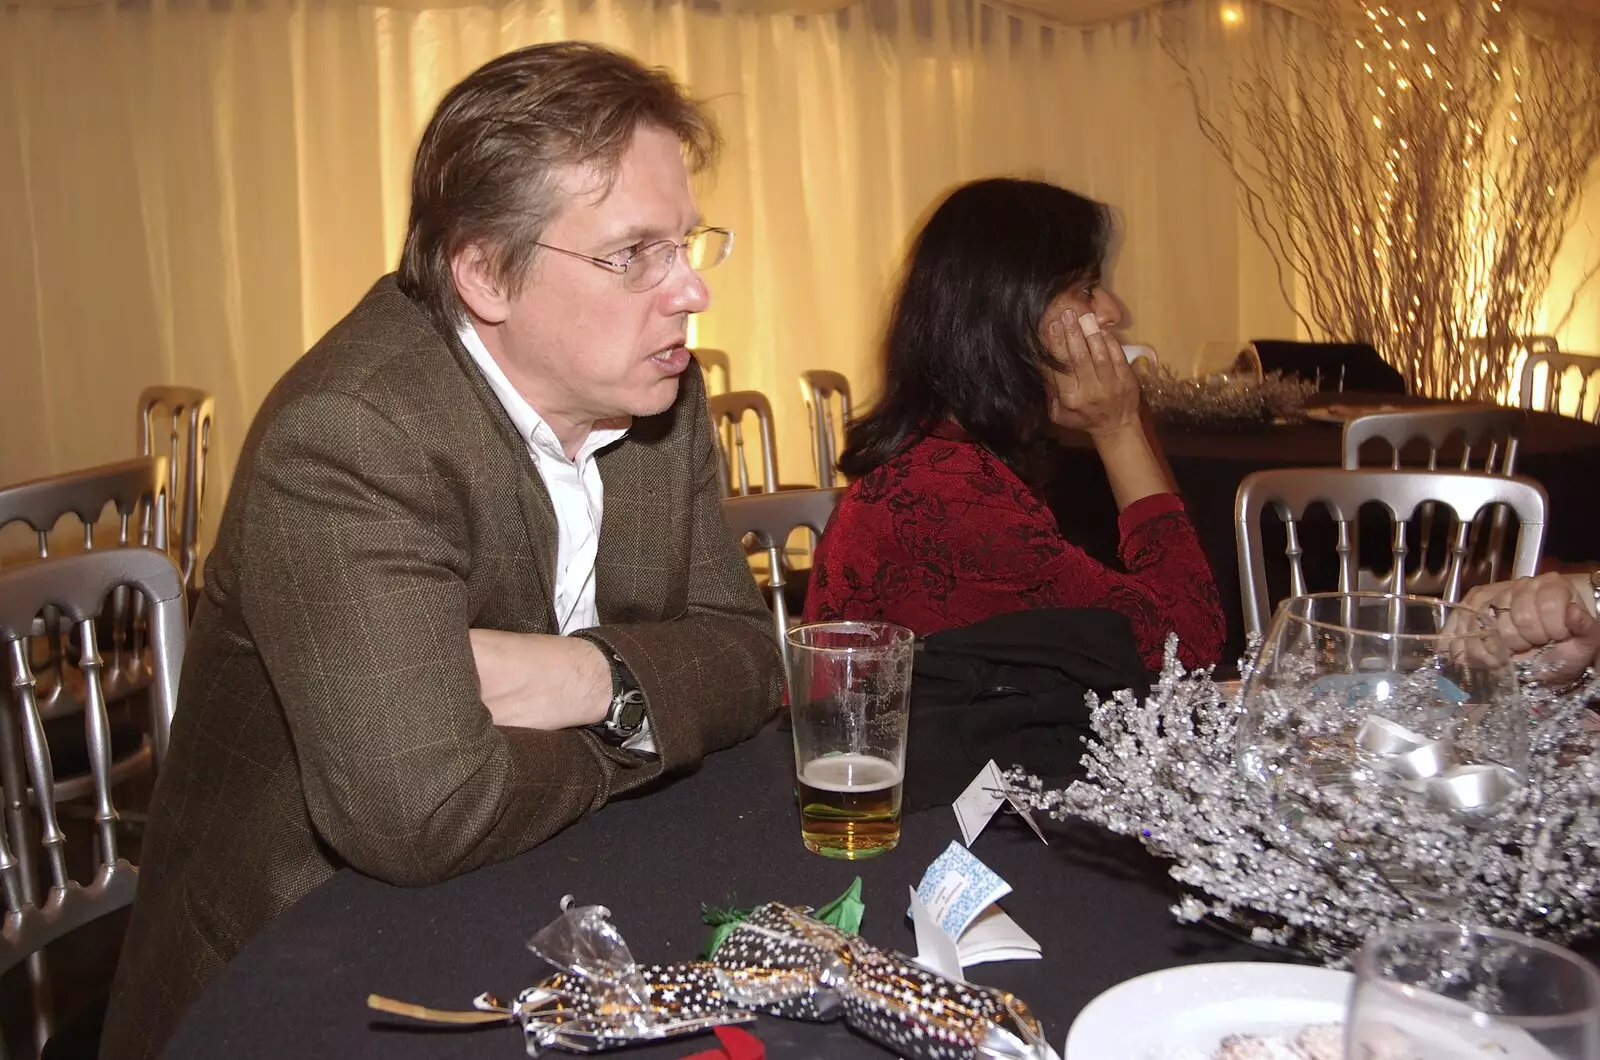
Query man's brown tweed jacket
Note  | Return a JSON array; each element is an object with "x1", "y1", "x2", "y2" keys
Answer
[{"x1": 99, "y1": 276, "x2": 783, "y2": 1060}]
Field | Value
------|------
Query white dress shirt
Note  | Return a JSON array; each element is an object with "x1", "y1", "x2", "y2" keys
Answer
[{"x1": 459, "y1": 323, "x2": 654, "y2": 751}]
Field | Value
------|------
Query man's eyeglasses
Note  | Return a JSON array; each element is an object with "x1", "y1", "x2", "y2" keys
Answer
[{"x1": 534, "y1": 227, "x2": 734, "y2": 293}]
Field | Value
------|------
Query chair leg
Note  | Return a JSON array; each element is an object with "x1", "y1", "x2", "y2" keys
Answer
[{"x1": 28, "y1": 950, "x2": 53, "y2": 1060}]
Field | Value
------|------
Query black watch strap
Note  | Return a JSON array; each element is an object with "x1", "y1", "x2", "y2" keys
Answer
[{"x1": 570, "y1": 631, "x2": 646, "y2": 742}]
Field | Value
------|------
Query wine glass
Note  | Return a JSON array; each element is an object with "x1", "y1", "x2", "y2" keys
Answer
[
  {"x1": 1347, "y1": 922, "x2": 1600, "y2": 1059},
  {"x1": 1238, "y1": 592, "x2": 1522, "y2": 823}
]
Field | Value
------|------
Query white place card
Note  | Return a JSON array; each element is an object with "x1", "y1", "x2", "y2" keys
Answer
[
  {"x1": 953, "y1": 760, "x2": 1049, "y2": 847},
  {"x1": 908, "y1": 886, "x2": 963, "y2": 981},
  {"x1": 909, "y1": 842, "x2": 1042, "y2": 973}
]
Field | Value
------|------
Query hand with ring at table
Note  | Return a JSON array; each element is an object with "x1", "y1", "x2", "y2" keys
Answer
[{"x1": 1461, "y1": 571, "x2": 1600, "y2": 686}]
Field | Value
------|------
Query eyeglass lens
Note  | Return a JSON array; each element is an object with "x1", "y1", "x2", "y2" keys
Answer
[{"x1": 624, "y1": 229, "x2": 732, "y2": 291}]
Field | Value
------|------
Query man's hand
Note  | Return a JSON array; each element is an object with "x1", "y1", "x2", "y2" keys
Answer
[
  {"x1": 468, "y1": 630, "x2": 612, "y2": 730},
  {"x1": 1462, "y1": 573, "x2": 1600, "y2": 686}
]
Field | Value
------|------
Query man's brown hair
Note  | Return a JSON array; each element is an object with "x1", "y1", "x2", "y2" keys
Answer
[{"x1": 397, "y1": 41, "x2": 721, "y2": 331}]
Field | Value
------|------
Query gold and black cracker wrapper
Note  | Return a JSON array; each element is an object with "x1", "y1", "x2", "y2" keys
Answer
[
  {"x1": 368, "y1": 901, "x2": 1054, "y2": 1058},
  {"x1": 710, "y1": 903, "x2": 1053, "y2": 1060}
]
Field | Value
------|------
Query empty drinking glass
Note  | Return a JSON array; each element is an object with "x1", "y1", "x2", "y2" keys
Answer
[{"x1": 1348, "y1": 922, "x2": 1600, "y2": 1059}]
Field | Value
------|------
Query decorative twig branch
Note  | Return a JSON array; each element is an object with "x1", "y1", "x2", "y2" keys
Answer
[{"x1": 1162, "y1": 0, "x2": 1600, "y2": 399}]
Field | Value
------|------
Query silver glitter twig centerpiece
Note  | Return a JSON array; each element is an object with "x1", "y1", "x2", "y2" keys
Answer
[
  {"x1": 1006, "y1": 638, "x2": 1600, "y2": 965},
  {"x1": 1138, "y1": 368, "x2": 1317, "y2": 429}
]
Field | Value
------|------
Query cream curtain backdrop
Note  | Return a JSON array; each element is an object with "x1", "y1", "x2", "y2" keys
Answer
[{"x1": 0, "y1": 0, "x2": 1593, "y2": 551}]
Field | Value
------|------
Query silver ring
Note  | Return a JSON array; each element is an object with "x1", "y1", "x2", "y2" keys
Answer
[{"x1": 1487, "y1": 605, "x2": 1509, "y2": 619}]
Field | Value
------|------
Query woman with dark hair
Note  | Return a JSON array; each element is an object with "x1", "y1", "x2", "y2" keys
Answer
[{"x1": 802, "y1": 178, "x2": 1225, "y2": 671}]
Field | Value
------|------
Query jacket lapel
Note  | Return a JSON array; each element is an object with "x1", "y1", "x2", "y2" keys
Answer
[{"x1": 441, "y1": 325, "x2": 560, "y2": 625}]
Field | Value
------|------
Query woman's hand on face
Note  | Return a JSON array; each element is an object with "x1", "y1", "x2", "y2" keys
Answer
[{"x1": 1045, "y1": 308, "x2": 1142, "y2": 438}]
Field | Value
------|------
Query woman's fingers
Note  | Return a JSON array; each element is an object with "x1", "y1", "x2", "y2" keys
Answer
[
  {"x1": 1079, "y1": 312, "x2": 1123, "y2": 387},
  {"x1": 1060, "y1": 308, "x2": 1094, "y2": 367},
  {"x1": 1045, "y1": 319, "x2": 1067, "y2": 358}
]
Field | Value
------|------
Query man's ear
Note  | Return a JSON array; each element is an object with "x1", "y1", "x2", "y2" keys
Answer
[{"x1": 450, "y1": 244, "x2": 511, "y2": 325}]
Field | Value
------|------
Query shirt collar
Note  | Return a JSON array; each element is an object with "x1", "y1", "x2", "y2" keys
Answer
[{"x1": 457, "y1": 321, "x2": 629, "y2": 464}]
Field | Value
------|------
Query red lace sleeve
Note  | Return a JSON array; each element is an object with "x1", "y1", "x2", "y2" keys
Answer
[{"x1": 805, "y1": 435, "x2": 1226, "y2": 672}]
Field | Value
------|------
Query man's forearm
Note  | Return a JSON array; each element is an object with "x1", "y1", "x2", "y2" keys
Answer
[{"x1": 470, "y1": 630, "x2": 611, "y2": 730}]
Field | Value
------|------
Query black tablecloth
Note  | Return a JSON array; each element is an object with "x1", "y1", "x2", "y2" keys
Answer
[
  {"x1": 165, "y1": 724, "x2": 1270, "y2": 1060},
  {"x1": 1047, "y1": 394, "x2": 1600, "y2": 672}
]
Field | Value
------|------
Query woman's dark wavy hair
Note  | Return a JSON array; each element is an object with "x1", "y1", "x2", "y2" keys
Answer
[{"x1": 838, "y1": 178, "x2": 1113, "y2": 482}]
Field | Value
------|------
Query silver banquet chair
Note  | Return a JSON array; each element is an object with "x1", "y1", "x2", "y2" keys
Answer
[
  {"x1": 0, "y1": 457, "x2": 170, "y2": 714},
  {"x1": 1518, "y1": 349, "x2": 1600, "y2": 425},
  {"x1": 0, "y1": 458, "x2": 169, "y2": 570},
  {"x1": 137, "y1": 386, "x2": 214, "y2": 598},
  {"x1": 798, "y1": 370, "x2": 852, "y2": 488},
  {"x1": 0, "y1": 547, "x2": 186, "y2": 1057},
  {"x1": 1235, "y1": 468, "x2": 1547, "y2": 640},
  {"x1": 707, "y1": 391, "x2": 781, "y2": 498},
  {"x1": 1341, "y1": 406, "x2": 1523, "y2": 593},
  {"x1": 692, "y1": 348, "x2": 731, "y2": 397},
  {"x1": 1341, "y1": 406, "x2": 1522, "y2": 475},
  {"x1": 721, "y1": 487, "x2": 846, "y2": 686}
]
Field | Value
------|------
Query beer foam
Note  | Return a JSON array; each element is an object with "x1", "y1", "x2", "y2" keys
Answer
[{"x1": 801, "y1": 754, "x2": 902, "y2": 792}]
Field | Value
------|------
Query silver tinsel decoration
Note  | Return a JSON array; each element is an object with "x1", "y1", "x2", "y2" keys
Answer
[
  {"x1": 1138, "y1": 369, "x2": 1317, "y2": 428},
  {"x1": 1007, "y1": 638, "x2": 1600, "y2": 965}
]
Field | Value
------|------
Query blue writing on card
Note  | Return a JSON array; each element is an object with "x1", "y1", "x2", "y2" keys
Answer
[{"x1": 912, "y1": 841, "x2": 1011, "y2": 939}]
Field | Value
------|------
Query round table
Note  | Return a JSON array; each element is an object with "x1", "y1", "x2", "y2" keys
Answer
[
  {"x1": 1047, "y1": 394, "x2": 1600, "y2": 671},
  {"x1": 165, "y1": 724, "x2": 1269, "y2": 1060}
]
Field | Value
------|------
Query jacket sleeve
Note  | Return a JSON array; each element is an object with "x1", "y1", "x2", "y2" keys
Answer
[
  {"x1": 581, "y1": 376, "x2": 786, "y2": 773},
  {"x1": 237, "y1": 388, "x2": 641, "y2": 887}
]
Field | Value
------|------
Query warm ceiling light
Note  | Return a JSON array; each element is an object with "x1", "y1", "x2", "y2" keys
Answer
[{"x1": 1220, "y1": 4, "x2": 1243, "y2": 25}]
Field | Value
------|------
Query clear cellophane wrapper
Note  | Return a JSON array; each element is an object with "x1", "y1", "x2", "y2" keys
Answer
[{"x1": 487, "y1": 905, "x2": 755, "y2": 1055}]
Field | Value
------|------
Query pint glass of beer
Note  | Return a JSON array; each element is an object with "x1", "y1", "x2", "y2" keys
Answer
[{"x1": 785, "y1": 621, "x2": 914, "y2": 859}]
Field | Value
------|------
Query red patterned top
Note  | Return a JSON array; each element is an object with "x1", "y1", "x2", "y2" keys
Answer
[{"x1": 803, "y1": 423, "x2": 1226, "y2": 671}]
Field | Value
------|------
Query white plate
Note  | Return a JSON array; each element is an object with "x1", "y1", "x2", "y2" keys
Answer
[{"x1": 1065, "y1": 962, "x2": 1351, "y2": 1060}]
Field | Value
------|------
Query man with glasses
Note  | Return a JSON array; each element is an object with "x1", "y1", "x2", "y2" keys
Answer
[{"x1": 102, "y1": 43, "x2": 782, "y2": 1060}]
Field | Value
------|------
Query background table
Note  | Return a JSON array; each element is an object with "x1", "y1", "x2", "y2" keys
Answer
[
  {"x1": 1047, "y1": 394, "x2": 1600, "y2": 671},
  {"x1": 166, "y1": 724, "x2": 1271, "y2": 1060}
]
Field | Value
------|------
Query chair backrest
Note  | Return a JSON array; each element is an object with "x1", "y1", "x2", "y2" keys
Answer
[
  {"x1": 1340, "y1": 406, "x2": 1522, "y2": 475},
  {"x1": 721, "y1": 487, "x2": 846, "y2": 687},
  {"x1": 138, "y1": 386, "x2": 215, "y2": 594},
  {"x1": 1235, "y1": 468, "x2": 1547, "y2": 640},
  {"x1": 0, "y1": 456, "x2": 168, "y2": 565},
  {"x1": 1518, "y1": 350, "x2": 1600, "y2": 424},
  {"x1": 707, "y1": 391, "x2": 780, "y2": 498},
  {"x1": 0, "y1": 548, "x2": 185, "y2": 977},
  {"x1": 1340, "y1": 407, "x2": 1525, "y2": 592},
  {"x1": 798, "y1": 370, "x2": 852, "y2": 488},
  {"x1": 693, "y1": 348, "x2": 731, "y2": 396},
  {"x1": 0, "y1": 457, "x2": 171, "y2": 720},
  {"x1": 1248, "y1": 340, "x2": 1407, "y2": 394}
]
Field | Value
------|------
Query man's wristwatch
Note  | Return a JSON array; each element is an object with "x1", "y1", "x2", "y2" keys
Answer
[{"x1": 572, "y1": 632, "x2": 646, "y2": 742}]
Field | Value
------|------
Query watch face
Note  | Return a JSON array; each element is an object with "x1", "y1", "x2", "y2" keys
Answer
[{"x1": 613, "y1": 690, "x2": 647, "y2": 731}]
